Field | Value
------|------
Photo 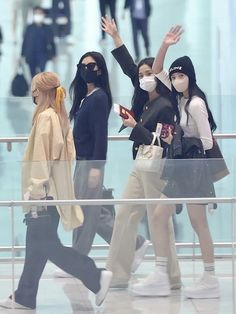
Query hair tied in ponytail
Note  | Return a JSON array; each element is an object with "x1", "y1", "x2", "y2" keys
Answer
[{"x1": 55, "y1": 86, "x2": 66, "y2": 112}]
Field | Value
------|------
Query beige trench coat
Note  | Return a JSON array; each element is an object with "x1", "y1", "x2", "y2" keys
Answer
[{"x1": 22, "y1": 108, "x2": 84, "y2": 231}]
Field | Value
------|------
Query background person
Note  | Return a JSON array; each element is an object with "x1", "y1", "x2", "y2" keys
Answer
[
  {"x1": 51, "y1": 0, "x2": 74, "y2": 43},
  {"x1": 99, "y1": 0, "x2": 117, "y2": 42},
  {"x1": 123, "y1": 0, "x2": 151, "y2": 63},
  {"x1": 21, "y1": 6, "x2": 56, "y2": 78}
]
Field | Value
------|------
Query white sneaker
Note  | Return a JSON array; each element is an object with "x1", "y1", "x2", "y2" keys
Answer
[
  {"x1": 131, "y1": 240, "x2": 150, "y2": 273},
  {"x1": 130, "y1": 270, "x2": 170, "y2": 296},
  {"x1": 95, "y1": 270, "x2": 113, "y2": 306},
  {"x1": 183, "y1": 273, "x2": 220, "y2": 299},
  {"x1": 0, "y1": 297, "x2": 32, "y2": 310},
  {"x1": 53, "y1": 268, "x2": 73, "y2": 278}
]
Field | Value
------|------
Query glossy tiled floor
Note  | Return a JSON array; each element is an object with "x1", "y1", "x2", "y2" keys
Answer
[{"x1": 0, "y1": 259, "x2": 235, "y2": 313}]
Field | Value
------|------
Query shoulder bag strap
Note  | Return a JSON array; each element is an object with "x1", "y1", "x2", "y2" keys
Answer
[{"x1": 153, "y1": 123, "x2": 163, "y2": 146}]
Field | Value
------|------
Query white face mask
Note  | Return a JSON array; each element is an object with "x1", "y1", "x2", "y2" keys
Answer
[
  {"x1": 172, "y1": 75, "x2": 189, "y2": 93},
  {"x1": 33, "y1": 14, "x2": 44, "y2": 24},
  {"x1": 139, "y1": 76, "x2": 157, "y2": 92}
]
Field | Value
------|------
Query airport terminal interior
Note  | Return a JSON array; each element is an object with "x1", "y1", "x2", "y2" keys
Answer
[{"x1": 0, "y1": 0, "x2": 236, "y2": 313}]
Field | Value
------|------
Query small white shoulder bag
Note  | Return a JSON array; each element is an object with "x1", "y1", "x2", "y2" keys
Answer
[{"x1": 134, "y1": 123, "x2": 163, "y2": 172}]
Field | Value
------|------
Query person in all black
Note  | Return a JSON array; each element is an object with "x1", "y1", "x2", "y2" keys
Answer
[
  {"x1": 53, "y1": 51, "x2": 147, "y2": 278},
  {"x1": 70, "y1": 52, "x2": 112, "y2": 258},
  {"x1": 101, "y1": 16, "x2": 181, "y2": 290},
  {"x1": 99, "y1": 0, "x2": 117, "y2": 42},
  {"x1": 21, "y1": 6, "x2": 56, "y2": 78},
  {"x1": 51, "y1": 0, "x2": 72, "y2": 39},
  {"x1": 123, "y1": 0, "x2": 151, "y2": 62}
]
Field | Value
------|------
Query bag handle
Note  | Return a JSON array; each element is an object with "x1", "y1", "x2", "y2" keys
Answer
[
  {"x1": 151, "y1": 132, "x2": 157, "y2": 145},
  {"x1": 151, "y1": 123, "x2": 162, "y2": 146},
  {"x1": 16, "y1": 57, "x2": 27, "y2": 75}
]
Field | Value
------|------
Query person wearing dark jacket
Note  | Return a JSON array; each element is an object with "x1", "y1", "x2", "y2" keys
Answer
[
  {"x1": 102, "y1": 17, "x2": 181, "y2": 291},
  {"x1": 53, "y1": 51, "x2": 147, "y2": 278},
  {"x1": 21, "y1": 6, "x2": 56, "y2": 78},
  {"x1": 123, "y1": 0, "x2": 151, "y2": 62},
  {"x1": 51, "y1": 0, "x2": 72, "y2": 39}
]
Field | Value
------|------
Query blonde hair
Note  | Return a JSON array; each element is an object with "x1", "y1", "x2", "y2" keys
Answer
[{"x1": 32, "y1": 72, "x2": 70, "y2": 135}]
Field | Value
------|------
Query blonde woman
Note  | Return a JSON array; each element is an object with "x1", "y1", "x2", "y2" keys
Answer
[{"x1": 0, "y1": 72, "x2": 112, "y2": 310}]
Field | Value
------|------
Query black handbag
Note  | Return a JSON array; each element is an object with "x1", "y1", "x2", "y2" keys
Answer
[{"x1": 11, "y1": 62, "x2": 29, "y2": 97}]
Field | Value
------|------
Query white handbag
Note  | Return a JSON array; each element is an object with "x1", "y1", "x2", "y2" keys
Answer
[{"x1": 134, "y1": 123, "x2": 163, "y2": 172}]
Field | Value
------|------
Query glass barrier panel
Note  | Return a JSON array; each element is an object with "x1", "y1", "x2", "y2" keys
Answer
[{"x1": 0, "y1": 158, "x2": 235, "y2": 260}]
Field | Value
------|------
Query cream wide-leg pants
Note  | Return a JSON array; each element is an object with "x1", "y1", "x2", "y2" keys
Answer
[{"x1": 106, "y1": 168, "x2": 181, "y2": 286}]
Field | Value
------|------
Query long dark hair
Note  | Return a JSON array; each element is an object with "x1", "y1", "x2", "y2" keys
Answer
[
  {"x1": 171, "y1": 78, "x2": 217, "y2": 132},
  {"x1": 132, "y1": 57, "x2": 179, "y2": 121},
  {"x1": 69, "y1": 51, "x2": 112, "y2": 121}
]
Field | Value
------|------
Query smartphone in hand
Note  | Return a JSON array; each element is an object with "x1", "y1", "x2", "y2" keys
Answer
[
  {"x1": 114, "y1": 103, "x2": 134, "y2": 119},
  {"x1": 161, "y1": 124, "x2": 175, "y2": 138}
]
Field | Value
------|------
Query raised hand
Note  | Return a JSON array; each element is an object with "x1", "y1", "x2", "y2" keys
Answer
[
  {"x1": 101, "y1": 15, "x2": 118, "y2": 38},
  {"x1": 163, "y1": 25, "x2": 184, "y2": 46}
]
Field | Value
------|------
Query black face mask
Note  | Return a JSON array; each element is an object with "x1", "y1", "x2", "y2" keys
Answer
[{"x1": 79, "y1": 63, "x2": 100, "y2": 83}]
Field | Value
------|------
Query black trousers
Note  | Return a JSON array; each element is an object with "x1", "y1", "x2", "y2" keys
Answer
[
  {"x1": 27, "y1": 56, "x2": 47, "y2": 78},
  {"x1": 131, "y1": 17, "x2": 149, "y2": 59},
  {"x1": 14, "y1": 207, "x2": 101, "y2": 309},
  {"x1": 99, "y1": 0, "x2": 117, "y2": 39}
]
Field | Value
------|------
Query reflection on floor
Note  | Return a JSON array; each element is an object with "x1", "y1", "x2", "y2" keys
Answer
[{"x1": 0, "y1": 259, "x2": 235, "y2": 313}]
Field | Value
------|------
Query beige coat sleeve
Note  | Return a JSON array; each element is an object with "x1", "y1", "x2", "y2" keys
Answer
[{"x1": 28, "y1": 113, "x2": 63, "y2": 199}]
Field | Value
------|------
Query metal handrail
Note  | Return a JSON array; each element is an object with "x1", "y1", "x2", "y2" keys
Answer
[
  {"x1": 0, "y1": 135, "x2": 130, "y2": 144},
  {"x1": 0, "y1": 133, "x2": 235, "y2": 152},
  {"x1": 0, "y1": 197, "x2": 234, "y2": 207},
  {"x1": 0, "y1": 242, "x2": 234, "y2": 252},
  {"x1": 0, "y1": 241, "x2": 235, "y2": 264},
  {"x1": 0, "y1": 135, "x2": 130, "y2": 151},
  {"x1": 0, "y1": 133, "x2": 236, "y2": 143}
]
